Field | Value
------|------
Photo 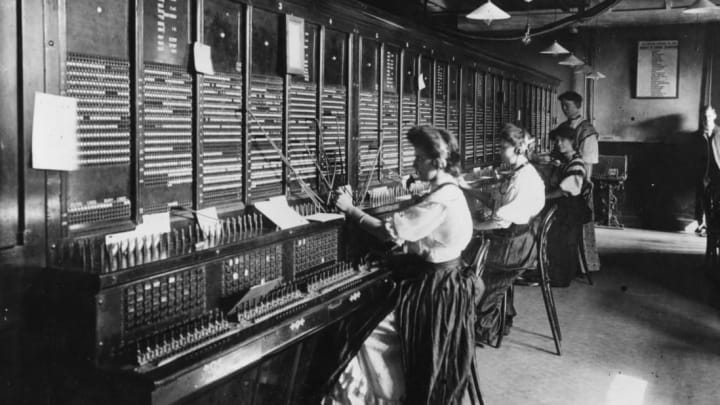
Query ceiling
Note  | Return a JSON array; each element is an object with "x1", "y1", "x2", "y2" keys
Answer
[{"x1": 357, "y1": 0, "x2": 720, "y2": 37}]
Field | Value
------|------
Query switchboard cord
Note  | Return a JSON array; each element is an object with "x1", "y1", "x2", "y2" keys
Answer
[
  {"x1": 246, "y1": 109, "x2": 326, "y2": 212},
  {"x1": 169, "y1": 206, "x2": 221, "y2": 239}
]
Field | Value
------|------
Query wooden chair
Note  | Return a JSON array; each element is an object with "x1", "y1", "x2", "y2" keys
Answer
[{"x1": 494, "y1": 204, "x2": 562, "y2": 355}]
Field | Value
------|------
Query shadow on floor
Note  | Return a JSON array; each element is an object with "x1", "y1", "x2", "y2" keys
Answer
[
  {"x1": 595, "y1": 283, "x2": 720, "y2": 357},
  {"x1": 600, "y1": 252, "x2": 720, "y2": 310}
]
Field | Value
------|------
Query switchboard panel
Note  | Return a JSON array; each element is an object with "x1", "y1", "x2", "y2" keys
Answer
[
  {"x1": 358, "y1": 38, "x2": 381, "y2": 187},
  {"x1": 502, "y1": 78, "x2": 511, "y2": 134},
  {"x1": 538, "y1": 87, "x2": 544, "y2": 144},
  {"x1": 321, "y1": 29, "x2": 348, "y2": 187},
  {"x1": 483, "y1": 73, "x2": 493, "y2": 163},
  {"x1": 140, "y1": 0, "x2": 193, "y2": 214},
  {"x1": 287, "y1": 24, "x2": 319, "y2": 199},
  {"x1": 538, "y1": 87, "x2": 545, "y2": 143},
  {"x1": 63, "y1": 0, "x2": 132, "y2": 231},
  {"x1": 401, "y1": 52, "x2": 417, "y2": 174},
  {"x1": 248, "y1": 9, "x2": 284, "y2": 201},
  {"x1": 418, "y1": 56, "x2": 432, "y2": 126},
  {"x1": 476, "y1": 72, "x2": 486, "y2": 164},
  {"x1": 381, "y1": 47, "x2": 400, "y2": 176},
  {"x1": 529, "y1": 85, "x2": 539, "y2": 142},
  {"x1": 543, "y1": 87, "x2": 550, "y2": 151},
  {"x1": 461, "y1": 67, "x2": 474, "y2": 167},
  {"x1": 434, "y1": 62, "x2": 447, "y2": 130},
  {"x1": 493, "y1": 75, "x2": 503, "y2": 160},
  {"x1": 200, "y1": 0, "x2": 244, "y2": 207},
  {"x1": 524, "y1": 83, "x2": 532, "y2": 135},
  {"x1": 448, "y1": 65, "x2": 460, "y2": 144}
]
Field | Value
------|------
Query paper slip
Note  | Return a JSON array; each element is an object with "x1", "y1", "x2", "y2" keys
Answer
[
  {"x1": 305, "y1": 213, "x2": 345, "y2": 222},
  {"x1": 193, "y1": 42, "x2": 215, "y2": 75},
  {"x1": 254, "y1": 196, "x2": 309, "y2": 229},
  {"x1": 136, "y1": 212, "x2": 171, "y2": 235},
  {"x1": 31, "y1": 92, "x2": 79, "y2": 171}
]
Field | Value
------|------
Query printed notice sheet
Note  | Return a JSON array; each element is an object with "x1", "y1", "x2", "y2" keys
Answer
[{"x1": 636, "y1": 40, "x2": 678, "y2": 98}]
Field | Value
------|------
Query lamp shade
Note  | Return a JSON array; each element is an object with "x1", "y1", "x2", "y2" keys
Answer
[
  {"x1": 586, "y1": 71, "x2": 606, "y2": 80},
  {"x1": 467, "y1": 0, "x2": 511, "y2": 25},
  {"x1": 558, "y1": 54, "x2": 584, "y2": 66},
  {"x1": 539, "y1": 40, "x2": 570, "y2": 55},
  {"x1": 683, "y1": 0, "x2": 720, "y2": 14}
]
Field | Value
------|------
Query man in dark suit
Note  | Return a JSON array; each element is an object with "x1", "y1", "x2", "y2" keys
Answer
[
  {"x1": 698, "y1": 106, "x2": 720, "y2": 231},
  {"x1": 700, "y1": 106, "x2": 720, "y2": 282}
]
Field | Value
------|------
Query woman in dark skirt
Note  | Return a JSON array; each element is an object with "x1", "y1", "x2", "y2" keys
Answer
[
  {"x1": 464, "y1": 124, "x2": 546, "y2": 344},
  {"x1": 325, "y1": 126, "x2": 478, "y2": 405},
  {"x1": 545, "y1": 126, "x2": 591, "y2": 287}
]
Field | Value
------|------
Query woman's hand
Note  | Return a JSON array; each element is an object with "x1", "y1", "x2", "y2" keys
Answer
[{"x1": 333, "y1": 189, "x2": 354, "y2": 213}]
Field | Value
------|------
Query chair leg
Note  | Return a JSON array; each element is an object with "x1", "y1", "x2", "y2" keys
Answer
[
  {"x1": 551, "y1": 292, "x2": 562, "y2": 342},
  {"x1": 540, "y1": 277, "x2": 561, "y2": 355},
  {"x1": 492, "y1": 291, "x2": 507, "y2": 349},
  {"x1": 577, "y1": 233, "x2": 594, "y2": 286},
  {"x1": 542, "y1": 276, "x2": 562, "y2": 342}
]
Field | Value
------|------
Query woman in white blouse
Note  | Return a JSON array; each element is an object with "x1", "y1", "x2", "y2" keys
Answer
[
  {"x1": 465, "y1": 124, "x2": 546, "y2": 343},
  {"x1": 326, "y1": 126, "x2": 479, "y2": 405}
]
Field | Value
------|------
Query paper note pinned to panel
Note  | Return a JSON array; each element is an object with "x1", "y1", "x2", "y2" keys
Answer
[
  {"x1": 254, "y1": 196, "x2": 309, "y2": 229},
  {"x1": 193, "y1": 42, "x2": 215, "y2": 75},
  {"x1": 417, "y1": 74, "x2": 426, "y2": 91},
  {"x1": 31, "y1": 92, "x2": 79, "y2": 171}
]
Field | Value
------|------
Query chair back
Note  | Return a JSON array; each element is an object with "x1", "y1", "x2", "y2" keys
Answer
[{"x1": 537, "y1": 204, "x2": 559, "y2": 278}]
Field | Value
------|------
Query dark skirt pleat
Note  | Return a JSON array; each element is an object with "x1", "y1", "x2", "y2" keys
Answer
[
  {"x1": 476, "y1": 266, "x2": 525, "y2": 344},
  {"x1": 547, "y1": 197, "x2": 586, "y2": 287},
  {"x1": 476, "y1": 227, "x2": 537, "y2": 344},
  {"x1": 395, "y1": 262, "x2": 476, "y2": 405}
]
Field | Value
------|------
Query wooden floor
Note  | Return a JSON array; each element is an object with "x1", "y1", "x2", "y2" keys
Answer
[{"x1": 475, "y1": 227, "x2": 720, "y2": 405}]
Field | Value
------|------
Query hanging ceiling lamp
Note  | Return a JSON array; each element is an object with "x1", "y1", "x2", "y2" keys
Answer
[
  {"x1": 466, "y1": 0, "x2": 511, "y2": 25},
  {"x1": 586, "y1": 70, "x2": 606, "y2": 80},
  {"x1": 683, "y1": 0, "x2": 720, "y2": 13},
  {"x1": 558, "y1": 53, "x2": 584, "y2": 66},
  {"x1": 538, "y1": 5, "x2": 570, "y2": 55},
  {"x1": 540, "y1": 40, "x2": 570, "y2": 55}
]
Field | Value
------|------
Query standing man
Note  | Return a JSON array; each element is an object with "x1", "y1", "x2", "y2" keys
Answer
[
  {"x1": 556, "y1": 91, "x2": 601, "y2": 273},
  {"x1": 700, "y1": 106, "x2": 720, "y2": 281},
  {"x1": 557, "y1": 91, "x2": 599, "y2": 176},
  {"x1": 701, "y1": 106, "x2": 720, "y2": 203},
  {"x1": 694, "y1": 106, "x2": 720, "y2": 235}
]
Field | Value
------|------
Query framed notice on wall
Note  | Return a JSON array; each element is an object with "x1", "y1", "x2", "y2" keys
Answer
[{"x1": 636, "y1": 40, "x2": 679, "y2": 99}]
